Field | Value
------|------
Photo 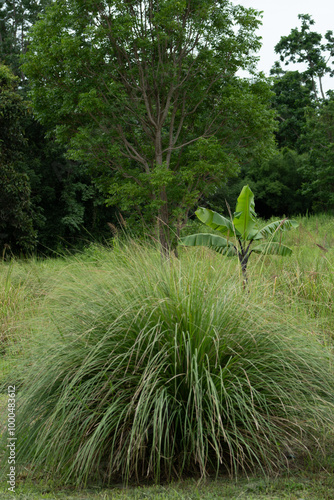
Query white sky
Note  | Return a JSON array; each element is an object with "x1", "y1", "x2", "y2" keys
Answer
[{"x1": 232, "y1": 0, "x2": 334, "y2": 92}]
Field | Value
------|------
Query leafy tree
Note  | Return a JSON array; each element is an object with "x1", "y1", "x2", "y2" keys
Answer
[
  {"x1": 23, "y1": 0, "x2": 277, "y2": 253},
  {"x1": 0, "y1": 63, "x2": 25, "y2": 158},
  {"x1": 0, "y1": 63, "x2": 36, "y2": 253},
  {"x1": 0, "y1": 0, "x2": 52, "y2": 79},
  {"x1": 274, "y1": 14, "x2": 334, "y2": 101},
  {"x1": 265, "y1": 14, "x2": 334, "y2": 214},
  {"x1": 270, "y1": 66, "x2": 314, "y2": 151},
  {"x1": 205, "y1": 149, "x2": 311, "y2": 218},
  {"x1": 0, "y1": 163, "x2": 36, "y2": 255},
  {"x1": 0, "y1": 0, "x2": 120, "y2": 252},
  {"x1": 242, "y1": 150, "x2": 310, "y2": 217},
  {"x1": 180, "y1": 185, "x2": 298, "y2": 284},
  {"x1": 270, "y1": 14, "x2": 334, "y2": 153},
  {"x1": 0, "y1": 63, "x2": 117, "y2": 255},
  {"x1": 20, "y1": 126, "x2": 118, "y2": 252},
  {"x1": 298, "y1": 96, "x2": 334, "y2": 212}
]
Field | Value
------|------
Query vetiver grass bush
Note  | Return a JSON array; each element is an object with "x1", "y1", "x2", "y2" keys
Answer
[{"x1": 2, "y1": 239, "x2": 334, "y2": 487}]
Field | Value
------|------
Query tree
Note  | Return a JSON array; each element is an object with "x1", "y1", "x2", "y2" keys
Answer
[
  {"x1": 0, "y1": 63, "x2": 25, "y2": 159},
  {"x1": 298, "y1": 96, "x2": 334, "y2": 212},
  {"x1": 274, "y1": 14, "x2": 334, "y2": 101},
  {"x1": 0, "y1": 0, "x2": 52, "y2": 80},
  {"x1": 180, "y1": 185, "x2": 298, "y2": 284},
  {"x1": 205, "y1": 149, "x2": 311, "y2": 218},
  {"x1": 0, "y1": 163, "x2": 37, "y2": 255},
  {"x1": 19, "y1": 125, "x2": 119, "y2": 252},
  {"x1": 0, "y1": 63, "x2": 36, "y2": 253},
  {"x1": 267, "y1": 14, "x2": 334, "y2": 214},
  {"x1": 0, "y1": 0, "x2": 120, "y2": 253},
  {"x1": 0, "y1": 62, "x2": 117, "y2": 255},
  {"x1": 270, "y1": 65, "x2": 314, "y2": 151},
  {"x1": 241, "y1": 150, "x2": 310, "y2": 217},
  {"x1": 23, "y1": 0, "x2": 277, "y2": 253}
]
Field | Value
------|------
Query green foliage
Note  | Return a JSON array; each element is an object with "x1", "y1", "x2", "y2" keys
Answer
[
  {"x1": 180, "y1": 186, "x2": 298, "y2": 281},
  {"x1": 0, "y1": 0, "x2": 52, "y2": 79},
  {"x1": 237, "y1": 150, "x2": 310, "y2": 218},
  {"x1": 3, "y1": 242, "x2": 334, "y2": 485},
  {"x1": 22, "y1": 0, "x2": 277, "y2": 249},
  {"x1": 0, "y1": 64, "x2": 26, "y2": 162},
  {"x1": 0, "y1": 64, "x2": 37, "y2": 253},
  {"x1": 270, "y1": 67, "x2": 314, "y2": 151},
  {"x1": 0, "y1": 163, "x2": 37, "y2": 254},
  {"x1": 274, "y1": 14, "x2": 334, "y2": 100},
  {"x1": 298, "y1": 97, "x2": 334, "y2": 212},
  {"x1": 0, "y1": 63, "x2": 118, "y2": 255},
  {"x1": 267, "y1": 14, "x2": 334, "y2": 215}
]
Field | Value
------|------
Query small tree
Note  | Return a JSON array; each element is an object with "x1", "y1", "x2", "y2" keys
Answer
[{"x1": 180, "y1": 185, "x2": 298, "y2": 283}]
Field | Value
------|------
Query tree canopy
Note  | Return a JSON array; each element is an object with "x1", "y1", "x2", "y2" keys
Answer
[
  {"x1": 23, "y1": 0, "x2": 277, "y2": 251},
  {"x1": 0, "y1": 64, "x2": 36, "y2": 253},
  {"x1": 269, "y1": 14, "x2": 334, "y2": 213},
  {"x1": 0, "y1": 0, "x2": 52, "y2": 80},
  {"x1": 2, "y1": 6, "x2": 333, "y2": 255},
  {"x1": 274, "y1": 13, "x2": 334, "y2": 101},
  {"x1": 298, "y1": 97, "x2": 334, "y2": 211}
]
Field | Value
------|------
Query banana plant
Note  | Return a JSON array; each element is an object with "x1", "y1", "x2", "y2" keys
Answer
[{"x1": 179, "y1": 185, "x2": 298, "y2": 284}]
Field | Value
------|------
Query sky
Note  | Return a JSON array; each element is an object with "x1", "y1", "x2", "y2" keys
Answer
[{"x1": 231, "y1": 0, "x2": 334, "y2": 92}]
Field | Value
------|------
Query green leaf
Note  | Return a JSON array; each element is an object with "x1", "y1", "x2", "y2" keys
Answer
[
  {"x1": 213, "y1": 245, "x2": 238, "y2": 256},
  {"x1": 180, "y1": 233, "x2": 236, "y2": 255},
  {"x1": 195, "y1": 207, "x2": 235, "y2": 236},
  {"x1": 255, "y1": 219, "x2": 299, "y2": 239},
  {"x1": 251, "y1": 242, "x2": 293, "y2": 256},
  {"x1": 232, "y1": 185, "x2": 258, "y2": 241}
]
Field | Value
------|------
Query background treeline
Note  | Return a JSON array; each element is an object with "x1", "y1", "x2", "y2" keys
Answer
[
  {"x1": 210, "y1": 14, "x2": 334, "y2": 218},
  {"x1": 0, "y1": 2, "x2": 333, "y2": 256},
  {"x1": 0, "y1": 0, "x2": 118, "y2": 256}
]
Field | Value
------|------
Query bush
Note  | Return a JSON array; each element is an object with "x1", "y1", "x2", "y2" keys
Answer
[{"x1": 4, "y1": 243, "x2": 334, "y2": 485}]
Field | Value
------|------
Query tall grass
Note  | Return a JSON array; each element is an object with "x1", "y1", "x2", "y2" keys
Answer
[
  {"x1": 3, "y1": 241, "x2": 334, "y2": 486},
  {"x1": 0, "y1": 256, "x2": 74, "y2": 390},
  {"x1": 248, "y1": 214, "x2": 334, "y2": 336}
]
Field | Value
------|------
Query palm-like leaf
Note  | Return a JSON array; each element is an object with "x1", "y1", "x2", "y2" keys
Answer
[
  {"x1": 195, "y1": 208, "x2": 235, "y2": 236},
  {"x1": 251, "y1": 242, "x2": 293, "y2": 256},
  {"x1": 213, "y1": 245, "x2": 237, "y2": 256},
  {"x1": 255, "y1": 219, "x2": 299, "y2": 239},
  {"x1": 180, "y1": 233, "x2": 236, "y2": 254},
  {"x1": 233, "y1": 185, "x2": 258, "y2": 241}
]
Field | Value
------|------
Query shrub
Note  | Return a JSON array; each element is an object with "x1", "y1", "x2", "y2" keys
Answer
[{"x1": 4, "y1": 243, "x2": 334, "y2": 485}]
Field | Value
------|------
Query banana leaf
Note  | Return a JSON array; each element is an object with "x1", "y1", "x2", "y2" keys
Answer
[
  {"x1": 232, "y1": 185, "x2": 258, "y2": 241},
  {"x1": 255, "y1": 219, "x2": 299, "y2": 239},
  {"x1": 251, "y1": 242, "x2": 293, "y2": 256},
  {"x1": 195, "y1": 208, "x2": 236, "y2": 236},
  {"x1": 180, "y1": 233, "x2": 236, "y2": 254}
]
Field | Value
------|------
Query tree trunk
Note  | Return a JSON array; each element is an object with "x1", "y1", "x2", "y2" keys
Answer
[
  {"x1": 158, "y1": 186, "x2": 170, "y2": 258},
  {"x1": 238, "y1": 250, "x2": 249, "y2": 289},
  {"x1": 155, "y1": 126, "x2": 171, "y2": 257}
]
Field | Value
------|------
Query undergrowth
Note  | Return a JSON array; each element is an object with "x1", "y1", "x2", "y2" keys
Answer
[{"x1": 1, "y1": 239, "x2": 333, "y2": 487}]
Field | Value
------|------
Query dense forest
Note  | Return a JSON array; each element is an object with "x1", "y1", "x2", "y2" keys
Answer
[{"x1": 1, "y1": 0, "x2": 333, "y2": 256}]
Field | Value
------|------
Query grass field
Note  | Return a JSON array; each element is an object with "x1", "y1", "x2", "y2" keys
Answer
[{"x1": 0, "y1": 214, "x2": 334, "y2": 499}]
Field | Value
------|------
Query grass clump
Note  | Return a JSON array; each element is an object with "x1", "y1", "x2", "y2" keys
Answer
[
  {"x1": 2, "y1": 242, "x2": 334, "y2": 486},
  {"x1": 0, "y1": 263, "x2": 27, "y2": 350}
]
